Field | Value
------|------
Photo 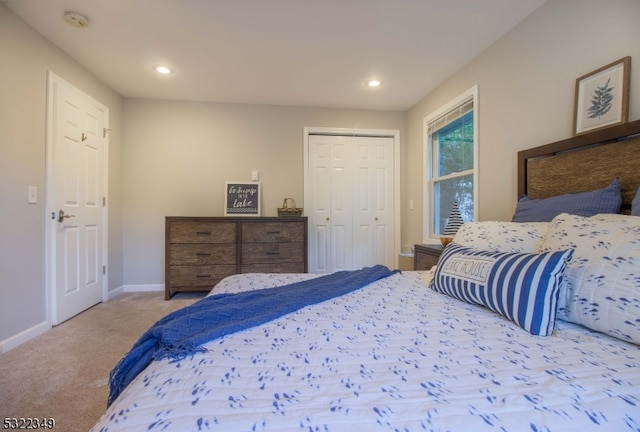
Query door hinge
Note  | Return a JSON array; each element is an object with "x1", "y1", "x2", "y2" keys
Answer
[
  {"x1": 103, "y1": 128, "x2": 112, "y2": 138},
  {"x1": 103, "y1": 197, "x2": 106, "y2": 207},
  {"x1": 103, "y1": 265, "x2": 106, "y2": 275}
]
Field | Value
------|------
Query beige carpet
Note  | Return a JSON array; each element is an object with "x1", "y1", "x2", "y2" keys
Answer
[{"x1": 0, "y1": 291, "x2": 203, "y2": 432}]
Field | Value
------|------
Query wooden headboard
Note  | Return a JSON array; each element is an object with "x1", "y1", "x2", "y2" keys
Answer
[{"x1": 518, "y1": 119, "x2": 640, "y2": 214}]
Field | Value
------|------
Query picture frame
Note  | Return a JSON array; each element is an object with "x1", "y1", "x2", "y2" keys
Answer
[
  {"x1": 573, "y1": 56, "x2": 631, "y2": 136},
  {"x1": 224, "y1": 182, "x2": 261, "y2": 216}
]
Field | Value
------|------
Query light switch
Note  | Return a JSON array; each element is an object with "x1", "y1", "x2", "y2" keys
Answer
[
  {"x1": 251, "y1": 170, "x2": 260, "y2": 181},
  {"x1": 28, "y1": 186, "x2": 38, "y2": 204}
]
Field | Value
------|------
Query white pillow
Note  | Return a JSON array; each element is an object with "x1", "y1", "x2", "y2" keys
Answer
[
  {"x1": 453, "y1": 221, "x2": 549, "y2": 254},
  {"x1": 539, "y1": 213, "x2": 640, "y2": 345}
]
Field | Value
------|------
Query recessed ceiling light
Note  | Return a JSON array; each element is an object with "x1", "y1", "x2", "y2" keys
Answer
[
  {"x1": 366, "y1": 79, "x2": 381, "y2": 88},
  {"x1": 155, "y1": 66, "x2": 173, "y2": 75}
]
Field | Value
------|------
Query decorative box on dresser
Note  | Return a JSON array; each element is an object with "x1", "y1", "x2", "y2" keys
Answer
[
  {"x1": 413, "y1": 244, "x2": 444, "y2": 271},
  {"x1": 165, "y1": 216, "x2": 307, "y2": 299}
]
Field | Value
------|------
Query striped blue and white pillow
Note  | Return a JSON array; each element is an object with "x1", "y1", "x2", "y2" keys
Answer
[{"x1": 429, "y1": 243, "x2": 573, "y2": 336}]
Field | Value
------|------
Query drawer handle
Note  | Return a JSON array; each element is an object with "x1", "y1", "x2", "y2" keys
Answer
[
  {"x1": 196, "y1": 274, "x2": 211, "y2": 278},
  {"x1": 196, "y1": 231, "x2": 211, "y2": 235},
  {"x1": 196, "y1": 253, "x2": 211, "y2": 257},
  {"x1": 266, "y1": 252, "x2": 281, "y2": 255},
  {"x1": 266, "y1": 230, "x2": 281, "y2": 235}
]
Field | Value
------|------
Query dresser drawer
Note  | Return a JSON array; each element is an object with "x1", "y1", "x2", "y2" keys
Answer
[
  {"x1": 242, "y1": 262, "x2": 306, "y2": 273},
  {"x1": 168, "y1": 244, "x2": 237, "y2": 265},
  {"x1": 168, "y1": 265, "x2": 237, "y2": 287},
  {"x1": 242, "y1": 242, "x2": 305, "y2": 264},
  {"x1": 242, "y1": 221, "x2": 305, "y2": 243},
  {"x1": 169, "y1": 221, "x2": 236, "y2": 244}
]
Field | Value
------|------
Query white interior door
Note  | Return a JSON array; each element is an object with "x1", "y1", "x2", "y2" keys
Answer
[
  {"x1": 307, "y1": 135, "x2": 350, "y2": 272},
  {"x1": 328, "y1": 137, "x2": 353, "y2": 271},
  {"x1": 47, "y1": 72, "x2": 108, "y2": 325},
  {"x1": 352, "y1": 136, "x2": 395, "y2": 269},
  {"x1": 306, "y1": 133, "x2": 396, "y2": 273}
]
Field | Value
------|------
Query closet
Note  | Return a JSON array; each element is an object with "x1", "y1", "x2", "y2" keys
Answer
[{"x1": 305, "y1": 133, "x2": 397, "y2": 273}]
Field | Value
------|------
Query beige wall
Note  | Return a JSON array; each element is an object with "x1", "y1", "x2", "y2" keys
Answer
[
  {"x1": 0, "y1": 3, "x2": 123, "y2": 345},
  {"x1": 404, "y1": 0, "x2": 640, "y2": 245},
  {"x1": 122, "y1": 99, "x2": 406, "y2": 286}
]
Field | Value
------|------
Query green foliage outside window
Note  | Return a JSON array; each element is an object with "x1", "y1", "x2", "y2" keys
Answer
[{"x1": 433, "y1": 111, "x2": 474, "y2": 234}]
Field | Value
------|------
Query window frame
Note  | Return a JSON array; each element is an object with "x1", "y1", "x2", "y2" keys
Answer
[{"x1": 423, "y1": 86, "x2": 479, "y2": 243}]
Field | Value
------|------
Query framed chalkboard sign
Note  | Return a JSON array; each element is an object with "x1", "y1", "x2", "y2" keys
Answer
[{"x1": 224, "y1": 182, "x2": 261, "y2": 216}]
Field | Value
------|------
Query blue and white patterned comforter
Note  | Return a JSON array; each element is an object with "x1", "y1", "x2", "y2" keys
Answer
[{"x1": 92, "y1": 271, "x2": 640, "y2": 432}]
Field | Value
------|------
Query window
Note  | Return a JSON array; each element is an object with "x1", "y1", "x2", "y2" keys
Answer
[{"x1": 424, "y1": 86, "x2": 477, "y2": 241}]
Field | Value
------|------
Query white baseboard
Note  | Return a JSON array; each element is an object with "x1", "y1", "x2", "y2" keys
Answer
[
  {"x1": 0, "y1": 320, "x2": 51, "y2": 353},
  {"x1": 122, "y1": 284, "x2": 164, "y2": 293},
  {"x1": 106, "y1": 285, "x2": 124, "y2": 300}
]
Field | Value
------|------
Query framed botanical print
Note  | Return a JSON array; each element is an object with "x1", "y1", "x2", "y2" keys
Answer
[{"x1": 573, "y1": 56, "x2": 630, "y2": 136}]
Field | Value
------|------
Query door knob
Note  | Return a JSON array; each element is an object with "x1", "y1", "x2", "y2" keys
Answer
[{"x1": 57, "y1": 210, "x2": 76, "y2": 223}]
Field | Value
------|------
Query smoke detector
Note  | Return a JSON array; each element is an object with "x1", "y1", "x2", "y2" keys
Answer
[{"x1": 64, "y1": 11, "x2": 89, "y2": 28}]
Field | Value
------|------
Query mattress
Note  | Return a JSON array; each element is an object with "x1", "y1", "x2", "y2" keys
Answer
[{"x1": 91, "y1": 270, "x2": 640, "y2": 431}]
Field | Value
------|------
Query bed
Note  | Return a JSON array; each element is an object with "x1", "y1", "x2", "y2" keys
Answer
[{"x1": 92, "y1": 121, "x2": 640, "y2": 432}]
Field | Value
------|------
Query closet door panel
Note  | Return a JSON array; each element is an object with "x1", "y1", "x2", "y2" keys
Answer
[
  {"x1": 308, "y1": 137, "x2": 332, "y2": 273},
  {"x1": 330, "y1": 140, "x2": 353, "y2": 270}
]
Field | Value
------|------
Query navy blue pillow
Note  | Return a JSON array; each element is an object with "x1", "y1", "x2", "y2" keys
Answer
[
  {"x1": 632, "y1": 186, "x2": 640, "y2": 217},
  {"x1": 430, "y1": 243, "x2": 573, "y2": 336},
  {"x1": 512, "y1": 177, "x2": 621, "y2": 222}
]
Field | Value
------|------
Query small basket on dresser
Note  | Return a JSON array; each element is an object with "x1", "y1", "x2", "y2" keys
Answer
[{"x1": 277, "y1": 198, "x2": 303, "y2": 217}]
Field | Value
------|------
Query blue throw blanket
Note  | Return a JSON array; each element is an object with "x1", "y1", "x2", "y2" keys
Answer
[{"x1": 108, "y1": 265, "x2": 397, "y2": 406}]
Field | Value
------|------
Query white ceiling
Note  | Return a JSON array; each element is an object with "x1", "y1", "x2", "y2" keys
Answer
[{"x1": 4, "y1": 0, "x2": 546, "y2": 111}]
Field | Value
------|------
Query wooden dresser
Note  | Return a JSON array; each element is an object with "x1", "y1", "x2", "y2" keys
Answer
[
  {"x1": 165, "y1": 216, "x2": 307, "y2": 299},
  {"x1": 414, "y1": 244, "x2": 444, "y2": 271}
]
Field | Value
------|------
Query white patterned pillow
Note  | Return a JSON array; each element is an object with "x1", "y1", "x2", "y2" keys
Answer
[
  {"x1": 453, "y1": 221, "x2": 549, "y2": 253},
  {"x1": 430, "y1": 243, "x2": 573, "y2": 336},
  {"x1": 539, "y1": 213, "x2": 640, "y2": 344}
]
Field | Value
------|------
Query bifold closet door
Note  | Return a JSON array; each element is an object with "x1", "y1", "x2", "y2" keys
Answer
[{"x1": 307, "y1": 135, "x2": 394, "y2": 273}]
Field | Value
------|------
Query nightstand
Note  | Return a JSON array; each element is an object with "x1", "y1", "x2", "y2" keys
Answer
[{"x1": 414, "y1": 244, "x2": 444, "y2": 270}]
